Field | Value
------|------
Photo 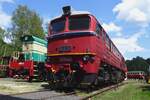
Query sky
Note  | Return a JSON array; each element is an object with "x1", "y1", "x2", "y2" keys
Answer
[{"x1": 0, "y1": 0, "x2": 150, "y2": 60}]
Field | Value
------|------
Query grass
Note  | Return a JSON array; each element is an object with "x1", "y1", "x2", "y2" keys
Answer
[{"x1": 92, "y1": 80, "x2": 150, "y2": 100}]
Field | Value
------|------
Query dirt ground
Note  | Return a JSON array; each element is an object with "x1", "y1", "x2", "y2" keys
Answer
[{"x1": 0, "y1": 78, "x2": 48, "y2": 95}]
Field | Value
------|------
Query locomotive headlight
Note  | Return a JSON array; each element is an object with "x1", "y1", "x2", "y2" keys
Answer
[
  {"x1": 82, "y1": 55, "x2": 95, "y2": 63},
  {"x1": 83, "y1": 55, "x2": 90, "y2": 62}
]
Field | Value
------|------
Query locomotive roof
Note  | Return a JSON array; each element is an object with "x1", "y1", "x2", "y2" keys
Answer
[
  {"x1": 20, "y1": 35, "x2": 47, "y2": 45},
  {"x1": 50, "y1": 11, "x2": 91, "y2": 21}
]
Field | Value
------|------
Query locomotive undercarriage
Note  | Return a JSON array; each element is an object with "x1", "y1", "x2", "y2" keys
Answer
[
  {"x1": 9, "y1": 62, "x2": 46, "y2": 82},
  {"x1": 28, "y1": 62, "x2": 46, "y2": 82},
  {"x1": 47, "y1": 63, "x2": 95, "y2": 89},
  {"x1": 9, "y1": 68, "x2": 29, "y2": 79},
  {"x1": 96, "y1": 63, "x2": 125, "y2": 86},
  {"x1": 47, "y1": 62, "x2": 125, "y2": 89}
]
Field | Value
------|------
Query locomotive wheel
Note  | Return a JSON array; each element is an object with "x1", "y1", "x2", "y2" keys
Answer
[
  {"x1": 9, "y1": 69, "x2": 13, "y2": 77},
  {"x1": 28, "y1": 76, "x2": 33, "y2": 82},
  {"x1": 93, "y1": 78, "x2": 99, "y2": 86}
]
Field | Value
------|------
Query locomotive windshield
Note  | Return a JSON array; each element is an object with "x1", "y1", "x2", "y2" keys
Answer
[
  {"x1": 69, "y1": 16, "x2": 90, "y2": 30},
  {"x1": 50, "y1": 16, "x2": 90, "y2": 34},
  {"x1": 51, "y1": 18, "x2": 65, "y2": 33}
]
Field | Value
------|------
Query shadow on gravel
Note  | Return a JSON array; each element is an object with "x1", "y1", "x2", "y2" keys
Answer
[
  {"x1": 41, "y1": 83, "x2": 51, "y2": 89},
  {"x1": 40, "y1": 83, "x2": 112, "y2": 93},
  {"x1": 0, "y1": 94, "x2": 28, "y2": 100},
  {"x1": 41, "y1": 83, "x2": 76, "y2": 93},
  {"x1": 14, "y1": 79, "x2": 44, "y2": 83}
]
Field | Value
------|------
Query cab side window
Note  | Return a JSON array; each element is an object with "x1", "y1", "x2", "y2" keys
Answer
[
  {"x1": 102, "y1": 29, "x2": 106, "y2": 41},
  {"x1": 96, "y1": 23, "x2": 102, "y2": 36},
  {"x1": 106, "y1": 34, "x2": 110, "y2": 48}
]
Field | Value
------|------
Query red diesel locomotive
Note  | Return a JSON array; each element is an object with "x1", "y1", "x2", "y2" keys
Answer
[{"x1": 46, "y1": 6, "x2": 127, "y2": 88}]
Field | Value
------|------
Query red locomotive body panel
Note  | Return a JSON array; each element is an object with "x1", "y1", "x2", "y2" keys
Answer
[
  {"x1": 48, "y1": 35, "x2": 99, "y2": 73},
  {"x1": 9, "y1": 60, "x2": 34, "y2": 78},
  {"x1": 9, "y1": 60, "x2": 20, "y2": 70},
  {"x1": 46, "y1": 7, "x2": 127, "y2": 87}
]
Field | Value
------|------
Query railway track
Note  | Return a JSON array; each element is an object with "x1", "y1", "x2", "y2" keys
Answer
[
  {"x1": 40, "y1": 91, "x2": 81, "y2": 100},
  {"x1": 80, "y1": 82, "x2": 127, "y2": 100},
  {"x1": 3, "y1": 82, "x2": 127, "y2": 100}
]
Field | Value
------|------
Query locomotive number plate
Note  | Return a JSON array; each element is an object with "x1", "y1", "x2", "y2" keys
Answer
[{"x1": 58, "y1": 45, "x2": 71, "y2": 52}]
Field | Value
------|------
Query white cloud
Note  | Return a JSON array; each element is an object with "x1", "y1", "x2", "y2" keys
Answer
[
  {"x1": 42, "y1": 17, "x2": 51, "y2": 31},
  {"x1": 0, "y1": 0, "x2": 14, "y2": 3},
  {"x1": 102, "y1": 22, "x2": 122, "y2": 33},
  {"x1": 112, "y1": 32, "x2": 145, "y2": 55},
  {"x1": 0, "y1": 0, "x2": 14, "y2": 28},
  {"x1": 0, "y1": 10, "x2": 11, "y2": 28},
  {"x1": 43, "y1": 17, "x2": 50, "y2": 25},
  {"x1": 127, "y1": 8, "x2": 147, "y2": 23},
  {"x1": 113, "y1": 0, "x2": 150, "y2": 27}
]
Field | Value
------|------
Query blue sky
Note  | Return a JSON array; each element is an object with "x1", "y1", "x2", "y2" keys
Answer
[{"x1": 0, "y1": 0, "x2": 150, "y2": 60}]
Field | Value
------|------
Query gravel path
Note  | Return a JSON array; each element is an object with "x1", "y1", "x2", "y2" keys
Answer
[
  {"x1": 0, "y1": 78, "x2": 46, "y2": 95},
  {"x1": 0, "y1": 90, "x2": 81, "y2": 100},
  {"x1": 0, "y1": 78, "x2": 80, "y2": 100}
]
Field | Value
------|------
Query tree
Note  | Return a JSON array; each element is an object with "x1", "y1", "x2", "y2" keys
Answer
[
  {"x1": 0, "y1": 27, "x2": 16, "y2": 57},
  {"x1": 0, "y1": 27, "x2": 5, "y2": 40},
  {"x1": 146, "y1": 58, "x2": 150, "y2": 65},
  {"x1": 126, "y1": 56, "x2": 149, "y2": 73},
  {"x1": 11, "y1": 5, "x2": 45, "y2": 49},
  {"x1": 0, "y1": 27, "x2": 6, "y2": 56}
]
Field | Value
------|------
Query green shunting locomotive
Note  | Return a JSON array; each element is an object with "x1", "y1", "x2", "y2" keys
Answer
[{"x1": 9, "y1": 35, "x2": 47, "y2": 81}]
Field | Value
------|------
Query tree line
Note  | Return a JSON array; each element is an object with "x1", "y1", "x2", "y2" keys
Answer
[
  {"x1": 0, "y1": 5, "x2": 45, "y2": 57},
  {"x1": 126, "y1": 56, "x2": 150, "y2": 73}
]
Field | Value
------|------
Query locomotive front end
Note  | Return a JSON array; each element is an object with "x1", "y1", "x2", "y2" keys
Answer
[{"x1": 46, "y1": 6, "x2": 98, "y2": 88}]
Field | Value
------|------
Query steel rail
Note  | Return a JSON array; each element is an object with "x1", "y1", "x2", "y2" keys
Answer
[{"x1": 80, "y1": 82, "x2": 127, "y2": 100}]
